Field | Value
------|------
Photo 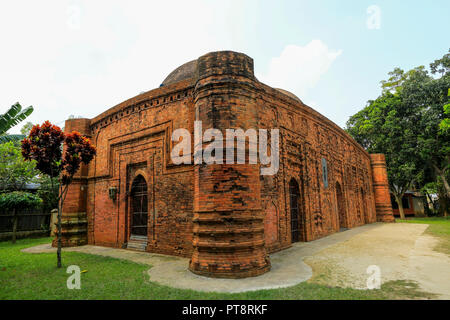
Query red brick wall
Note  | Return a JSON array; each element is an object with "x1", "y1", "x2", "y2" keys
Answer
[
  {"x1": 254, "y1": 80, "x2": 381, "y2": 251},
  {"x1": 85, "y1": 80, "x2": 196, "y2": 255},
  {"x1": 57, "y1": 50, "x2": 394, "y2": 278},
  {"x1": 370, "y1": 154, "x2": 395, "y2": 222}
]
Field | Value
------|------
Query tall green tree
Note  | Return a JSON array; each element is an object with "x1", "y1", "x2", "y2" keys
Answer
[
  {"x1": 418, "y1": 52, "x2": 450, "y2": 200},
  {"x1": 20, "y1": 122, "x2": 34, "y2": 136},
  {"x1": 0, "y1": 142, "x2": 38, "y2": 191},
  {"x1": 346, "y1": 91, "x2": 420, "y2": 219},
  {"x1": 0, "y1": 103, "x2": 33, "y2": 143},
  {"x1": 347, "y1": 50, "x2": 450, "y2": 217}
]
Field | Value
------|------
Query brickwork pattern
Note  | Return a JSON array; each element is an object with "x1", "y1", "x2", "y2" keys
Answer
[{"x1": 54, "y1": 50, "x2": 394, "y2": 278}]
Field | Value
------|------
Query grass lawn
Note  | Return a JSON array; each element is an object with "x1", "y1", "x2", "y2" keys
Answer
[
  {"x1": 0, "y1": 237, "x2": 436, "y2": 300},
  {"x1": 396, "y1": 216, "x2": 450, "y2": 255}
]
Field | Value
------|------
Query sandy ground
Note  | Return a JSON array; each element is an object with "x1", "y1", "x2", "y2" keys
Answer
[
  {"x1": 22, "y1": 222, "x2": 450, "y2": 297},
  {"x1": 304, "y1": 223, "x2": 450, "y2": 299}
]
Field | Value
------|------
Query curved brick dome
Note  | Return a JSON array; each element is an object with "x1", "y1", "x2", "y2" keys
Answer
[
  {"x1": 161, "y1": 60, "x2": 197, "y2": 86},
  {"x1": 275, "y1": 88, "x2": 302, "y2": 103}
]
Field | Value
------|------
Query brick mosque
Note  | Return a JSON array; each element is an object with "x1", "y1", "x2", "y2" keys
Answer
[{"x1": 56, "y1": 51, "x2": 394, "y2": 278}]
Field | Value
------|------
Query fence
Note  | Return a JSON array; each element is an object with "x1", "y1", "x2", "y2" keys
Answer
[{"x1": 0, "y1": 208, "x2": 51, "y2": 241}]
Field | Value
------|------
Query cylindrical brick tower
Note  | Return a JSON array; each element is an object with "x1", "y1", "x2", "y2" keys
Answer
[
  {"x1": 52, "y1": 118, "x2": 91, "y2": 247},
  {"x1": 189, "y1": 51, "x2": 271, "y2": 278},
  {"x1": 369, "y1": 154, "x2": 395, "y2": 222}
]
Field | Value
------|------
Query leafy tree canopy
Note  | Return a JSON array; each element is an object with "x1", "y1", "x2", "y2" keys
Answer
[
  {"x1": 20, "y1": 122, "x2": 34, "y2": 136},
  {"x1": 0, "y1": 191, "x2": 42, "y2": 212},
  {"x1": 0, "y1": 142, "x2": 38, "y2": 191},
  {"x1": 346, "y1": 49, "x2": 450, "y2": 217}
]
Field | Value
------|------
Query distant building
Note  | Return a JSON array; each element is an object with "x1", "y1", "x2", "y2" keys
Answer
[{"x1": 390, "y1": 191, "x2": 426, "y2": 217}]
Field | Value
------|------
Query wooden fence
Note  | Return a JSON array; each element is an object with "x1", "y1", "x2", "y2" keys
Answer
[{"x1": 0, "y1": 208, "x2": 51, "y2": 241}]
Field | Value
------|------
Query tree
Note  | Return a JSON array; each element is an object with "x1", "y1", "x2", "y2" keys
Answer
[
  {"x1": 0, "y1": 142, "x2": 38, "y2": 191},
  {"x1": 347, "y1": 50, "x2": 450, "y2": 217},
  {"x1": 439, "y1": 89, "x2": 450, "y2": 134},
  {"x1": 0, "y1": 103, "x2": 33, "y2": 143},
  {"x1": 420, "y1": 181, "x2": 438, "y2": 214},
  {"x1": 20, "y1": 122, "x2": 34, "y2": 136},
  {"x1": 346, "y1": 92, "x2": 420, "y2": 219},
  {"x1": 414, "y1": 52, "x2": 450, "y2": 201},
  {"x1": 0, "y1": 191, "x2": 42, "y2": 243},
  {"x1": 21, "y1": 121, "x2": 96, "y2": 268}
]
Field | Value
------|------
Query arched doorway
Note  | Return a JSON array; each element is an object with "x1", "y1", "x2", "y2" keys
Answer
[
  {"x1": 336, "y1": 181, "x2": 347, "y2": 229},
  {"x1": 130, "y1": 175, "x2": 148, "y2": 237},
  {"x1": 289, "y1": 178, "x2": 302, "y2": 243}
]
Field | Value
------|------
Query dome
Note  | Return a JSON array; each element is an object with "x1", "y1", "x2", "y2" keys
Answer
[
  {"x1": 275, "y1": 88, "x2": 302, "y2": 103},
  {"x1": 160, "y1": 58, "x2": 301, "y2": 106},
  {"x1": 161, "y1": 60, "x2": 197, "y2": 86}
]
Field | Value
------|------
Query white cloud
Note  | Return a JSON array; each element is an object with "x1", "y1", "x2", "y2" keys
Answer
[
  {"x1": 0, "y1": 3, "x2": 342, "y2": 135},
  {"x1": 257, "y1": 40, "x2": 342, "y2": 99},
  {"x1": 0, "y1": 0, "x2": 247, "y2": 133}
]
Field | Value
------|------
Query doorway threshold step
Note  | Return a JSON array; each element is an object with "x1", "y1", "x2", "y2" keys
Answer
[
  {"x1": 130, "y1": 235, "x2": 148, "y2": 241},
  {"x1": 127, "y1": 235, "x2": 148, "y2": 252}
]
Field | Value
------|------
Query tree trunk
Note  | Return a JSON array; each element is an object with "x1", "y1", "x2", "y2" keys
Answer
[
  {"x1": 56, "y1": 184, "x2": 69, "y2": 268},
  {"x1": 394, "y1": 194, "x2": 406, "y2": 220},
  {"x1": 57, "y1": 206, "x2": 62, "y2": 268},
  {"x1": 12, "y1": 208, "x2": 17, "y2": 244},
  {"x1": 439, "y1": 194, "x2": 449, "y2": 217},
  {"x1": 434, "y1": 164, "x2": 450, "y2": 198},
  {"x1": 57, "y1": 185, "x2": 62, "y2": 268}
]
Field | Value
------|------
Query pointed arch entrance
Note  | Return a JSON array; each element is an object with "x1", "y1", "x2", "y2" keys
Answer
[
  {"x1": 335, "y1": 181, "x2": 347, "y2": 229},
  {"x1": 289, "y1": 178, "x2": 304, "y2": 243},
  {"x1": 130, "y1": 175, "x2": 148, "y2": 237}
]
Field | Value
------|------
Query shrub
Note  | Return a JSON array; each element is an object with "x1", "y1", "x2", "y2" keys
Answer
[{"x1": 0, "y1": 191, "x2": 42, "y2": 212}]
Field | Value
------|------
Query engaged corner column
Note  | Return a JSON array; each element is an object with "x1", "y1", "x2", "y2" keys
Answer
[
  {"x1": 369, "y1": 154, "x2": 395, "y2": 222},
  {"x1": 52, "y1": 118, "x2": 91, "y2": 247},
  {"x1": 189, "y1": 51, "x2": 271, "y2": 278}
]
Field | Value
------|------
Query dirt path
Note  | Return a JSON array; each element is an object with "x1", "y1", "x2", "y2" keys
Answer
[
  {"x1": 305, "y1": 223, "x2": 450, "y2": 299},
  {"x1": 22, "y1": 223, "x2": 450, "y2": 297}
]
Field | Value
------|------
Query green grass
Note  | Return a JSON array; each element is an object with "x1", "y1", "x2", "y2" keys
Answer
[
  {"x1": 0, "y1": 237, "x2": 435, "y2": 300},
  {"x1": 396, "y1": 216, "x2": 450, "y2": 255}
]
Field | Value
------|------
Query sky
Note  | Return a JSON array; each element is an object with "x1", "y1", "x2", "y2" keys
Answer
[{"x1": 1, "y1": 0, "x2": 449, "y2": 133}]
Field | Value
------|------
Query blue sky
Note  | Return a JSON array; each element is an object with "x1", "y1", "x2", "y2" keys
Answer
[{"x1": 1, "y1": 0, "x2": 449, "y2": 133}]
